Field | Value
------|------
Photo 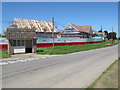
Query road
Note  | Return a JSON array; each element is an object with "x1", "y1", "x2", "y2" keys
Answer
[{"x1": 2, "y1": 45, "x2": 118, "y2": 88}]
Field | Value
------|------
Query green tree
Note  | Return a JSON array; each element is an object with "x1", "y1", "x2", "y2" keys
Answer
[
  {"x1": 104, "y1": 30, "x2": 109, "y2": 38},
  {"x1": 118, "y1": 37, "x2": 120, "y2": 40},
  {"x1": 98, "y1": 30, "x2": 102, "y2": 32},
  {"x1": 108, "y1": 32, "x2": 117, "y2": 40}
]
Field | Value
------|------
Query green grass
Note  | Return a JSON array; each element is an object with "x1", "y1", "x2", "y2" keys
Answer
[
  {"x1": 37, "y1": 40, "x2": 118, "y2": 55},
  {"x1": 0, "y1": 49, "x2": 11, "y2": 59},
  {"x1": 87, "y1": 58, "x2": 119, "y2": 89}
]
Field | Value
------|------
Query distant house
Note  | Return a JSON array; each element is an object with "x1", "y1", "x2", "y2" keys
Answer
[
  {"x1": 61, "y1": 23, "x2": 93, "y2": 38},
  {"x1": 63, "y1": 23, "x2": 93, "y2": 34}
]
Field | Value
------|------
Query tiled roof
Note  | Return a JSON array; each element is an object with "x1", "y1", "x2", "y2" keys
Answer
[
  {"x1": 70, "y1": 24, "x2": 92, "y2": 33},
  {"x1": 5, "y1": 28, "x2": 37, "y2": 40}
]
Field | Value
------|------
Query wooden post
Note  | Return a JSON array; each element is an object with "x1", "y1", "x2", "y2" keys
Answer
[
  {"x1": 8, "y1": 40, "x2": 14, "y2": 55},
  {"x1": 7, "y1": 40, "x2": 9, "y2": 54}
]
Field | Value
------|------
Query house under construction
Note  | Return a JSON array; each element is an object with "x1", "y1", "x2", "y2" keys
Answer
[
  {"x1": 10, "y1": 18, "x2": 57, "y2": 32},
  {"x1": 3, "y1": 18, "x2": 105, "y2": 54},
  {"x1": 10, "y1": 18, "x2": 59, "y2": 38}
]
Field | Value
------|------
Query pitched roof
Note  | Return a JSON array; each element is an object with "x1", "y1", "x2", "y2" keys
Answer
[
  {"x1": 70, "y1": 24, "x2": 92, "y2": 33},
  {"x1": 10, "y1": 18, "x2": 58, "y2": 33},
  {"x1": 5, "y1": 28, "x2": 37, "y2": 40}
]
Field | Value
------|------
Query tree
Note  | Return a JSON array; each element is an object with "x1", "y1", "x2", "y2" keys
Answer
[
  {"x1": 98, "y1": 30, "x2": 102, "y2": 32},
  {"x1": 118, "y1": 37, "x2": 120, "y2": 40},
  {"x1": 0, "y1": 34, "x2": 6, "y2": 37},
  {"x1": 108, "y1": 32, "x2": 117, "y2": 40},
  {"x1": 104, "y1": 30, "x2": 109, "y2": 38}
]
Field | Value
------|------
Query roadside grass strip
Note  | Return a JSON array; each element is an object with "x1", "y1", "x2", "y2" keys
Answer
[
  {"x1": 0, "y1": 40, "x2": 118, "y2": 58},
  {"x1": 0, "y1": 49, "x2": 11, "y2": 59},
  {"x1": 37, "y1": 40, "x2": 118, "y2": 55},
  {"x1": 87, "y1": 58, "x2": 119, "y2": 89}
]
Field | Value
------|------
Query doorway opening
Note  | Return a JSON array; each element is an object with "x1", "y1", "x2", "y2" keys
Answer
[{"x1": 25, "y1": 40, "x2": 32, "y2": 53}]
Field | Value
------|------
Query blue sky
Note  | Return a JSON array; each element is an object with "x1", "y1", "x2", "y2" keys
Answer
[{"x1": 2, "y1": 2, "x2": 118, "y2": 36}]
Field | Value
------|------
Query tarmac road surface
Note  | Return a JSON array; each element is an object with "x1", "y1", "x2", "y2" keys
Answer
[{"x1": 2, "y1": 45, "x2": 118, "y2": 88}]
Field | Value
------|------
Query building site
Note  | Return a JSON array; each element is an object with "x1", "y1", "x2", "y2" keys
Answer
[{"x1": 0, "y1": 18, "x2": 105, "y2": 55}]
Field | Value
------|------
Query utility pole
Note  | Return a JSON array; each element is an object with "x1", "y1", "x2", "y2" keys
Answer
[
  {"x1": 112, "y1": 26, "x2": 114, "y2": 44},
  {"x1": 52, "y1": 17, "x2": 54, "y2": 49},
  {"x1": 101, "y1": 25, "x2": 104, "y2": 41},
  {"x1": 101, "y1": 25, "x2": 102, "y2": 32}
]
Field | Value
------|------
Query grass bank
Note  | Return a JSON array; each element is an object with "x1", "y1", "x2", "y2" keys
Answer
[
  {"x1": 87, "y1": 58, "x2": 119, "y2": 88},
  {"x1": 37, "y1": 40, "x2": 118, "y2": 55},
  {"x1": 0, "y1": 49, "x2": 11, "y2": 59}
]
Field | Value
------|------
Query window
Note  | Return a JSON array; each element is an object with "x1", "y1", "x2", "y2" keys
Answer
[
  {"x1": 17, "y1": 40, "x2": 20, "y2": 46},
  {"x1": 22, "y1": 40, "x2": 25, "y2": 46},
  {"x1": 13, "y1": 40, "x2": 16, "y2": 46}
]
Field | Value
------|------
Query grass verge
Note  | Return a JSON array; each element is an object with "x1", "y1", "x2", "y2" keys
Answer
[
  {"x1": 87, "y1": 58, "x2": 119, "y2": 88},
  {"x1": 37, "y1": 40, "x2": 118, "y2": 55},
  {"x1": 0, "y1": 49, "x2": 11, "y2": 59}
]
